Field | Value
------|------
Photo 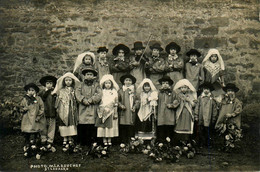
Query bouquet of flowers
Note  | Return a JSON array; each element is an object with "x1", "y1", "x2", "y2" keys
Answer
[
  {"x1": 23, "y1": 140, "x2": 47, "y2": 160},
  {"x1": 178, "y1": 140, "x2": 196, "y2": 159},
  {"x1": 148, "y1": 137, "x2": 181, "y2": 163},
  {"x1": 120, "y1": 136, "x2": 145, "y2": 154},
  {"x1": 88, "y1": 143, "x2": 109, "y2": 158}
]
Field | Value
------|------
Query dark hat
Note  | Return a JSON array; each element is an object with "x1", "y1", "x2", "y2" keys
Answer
[
  {"x1": 112, "y1": 44, "x2": 130, "y2": 56},
  {"x1": 223, "y1": 83, "x2": 239, "y2": 92},
  {"x1": 24, "y1": 83, "x2": 40, "y2": 93},
  {"x1": 186, "y1": 49, "x2": 201, "y2": 57},
  {"x1": 82, "y1": 67, "x2": 98, "y2": 76},
  {"x1": 120, "y1": 74, "x2": 136, "y2": 84},
  {"x1": 132, "y1": 41, "x2": 145, "y2": 50},
  {"x1": 199, "y1": 82, "x2": 214, "y2": 91},
  {"x1": 165, "y1": 42, "x2": 181, "y2": 54},
  {"x1": 149, "y1": 43, "x2": 163, "y2": 52},
  {"x1": 97, "y1": 46, "x2": 109, "y2": 53},
  {"x1": 39, "y1": 75, "x2": 57, "y2": 86},
  {"x1": 158, "y1": 75, "x2": 174, "y2": 86}
]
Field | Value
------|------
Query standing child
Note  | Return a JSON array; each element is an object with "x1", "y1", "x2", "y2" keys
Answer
[
  {"x1": 20, "y1": 83, "x2": 44, "y2": 153},
  {"x1": 52, "y1": 72, "x2": 79, "y2": 152},
  {"x1": 39, "y1": 75, "x2": 57, "y2": 151},
  {"x1": 194, "y1": 83, "x2": 218, "y2": 148},
  {"x1": 96, "y1": 74, "x2": 119, "y2": 146},
  {"x1": 173, "y1": 79, "x2": 197, "y2": 143},
  {"x1": 73, "y1": 52, "x2": 96, "y2": 81},
  {"x1": 95, "y1": 47, "x2": 110, "y2": 80},
  {"x1": 129, "y1": 41, "x2": 148, "y2": 87},
  {"x1": 118, "y1": 74, "x2": 139, "y2": 144},
  {"x1": 145, "y1": 42, "x2": 166, "y2": 89},
  {"x1": 75, "y1": 68, "x2": 102, "y2": 147},
  {"x1": 215, "y1": 83, "x2": 243, "y2": 151},
  {"x1": 165, "y1": 42, "x2": 184, "y2": 85},
  {"x1": 109, "y1": 44, "x2": 130, "y2": 86},
  {"x1": 185, "y1": 49, "x2": 204, "y2": 90},
  {"x1": 157, "y1": 76, "x2": 179, "y2": 143},
  {"x1": 202, "y1": 48, "x2": 225, "y2": 102},
  {"x1": 136, "y1": 78, "x2": 158, "y2": 139}
]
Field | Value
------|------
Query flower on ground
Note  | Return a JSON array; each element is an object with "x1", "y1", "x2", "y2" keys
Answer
[
  {"x1": 36, "y1": 154, "x2": 41, "y2": 160},
  {"x1": 120, "y1": 143, "x2": 125, "y2": 148},
  {"x1": 166, "y1": 137, "x2": 171, "y2": 142},
  {"x1": 158, "y1": 143, "x2": 163, "y2": 147},
  {"x1": 101, "y1": 150, "x2": 107, "y2": 155},
  {"x1": 142, "y1": 149, "x2": 149, "y2": 154}
]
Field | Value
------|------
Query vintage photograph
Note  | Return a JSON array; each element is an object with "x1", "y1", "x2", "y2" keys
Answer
[{"x1": 0, "y1": 0, "x2": 259, "y2": 171}]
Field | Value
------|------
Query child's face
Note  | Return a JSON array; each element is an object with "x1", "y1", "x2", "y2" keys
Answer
[
  {"x1": 180, "y1": 85, "x2": 189, "y2": 93},
  {"x1": 161, "y1": 81, "x2": 170, "y2": 89},
  {"x1": 203, "y1": 88, "x2": 210, "y2": 94},
  {"x1": 170, "y1": 49, "x2": 177, "y2": 55},
  {"x1": 84, "y1": 55, "x2": 93, "y2": 65},
  {"x1": 99, "y1": 52, "x2": 107, "y2": 59},
  {"x1": 104, "y1": 80, "x2": 112, "y2": 89},
  {"x1": 27, "y1": 88, "x2": 36, "y2": 96},
  {"x1": 135, "y1": 49, "x2": 143, "y2": 56},
  {"x1": 227, "y1": 89, "x2": 235, "y2": 98},
  {"x1": 124, "y1": 78, "x2": 133, "y2": 87},
  {"x1": 118, "y1": 49, "x2": 125, "y2": 58},
  {"x1": 84, "y1": 72, "x2": 95, "y2": 80},
  {"x1": 64, "y1": 77, "x2": 73, "y2": 87},
  {"x1": 190, "y1": 55, "x2": 198, "y2": 62},
  {"x1": 45, "y1": 81, "x2": 53, "y2": 90},
  {"x1": 210, "y1": 54, "x2": 218, "y2": 63},
  {"x1": 152, "y1": 49, "x2": 160, "y2": 57},
  {"x1": 143, "y1": 83, "x2": 151, "y2": 93}
]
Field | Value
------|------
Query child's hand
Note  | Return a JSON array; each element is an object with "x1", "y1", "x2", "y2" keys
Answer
[
  {"x1": 22, "y1": 107, "x2": 29, "y2": 112},
  {"x1": 120, "y1": 105, "x2": 126, "y2": 110},
  {"x1": 113, "y1": 116, "x2": 118, "y2": 120},
  {"x1": 167, "y1": 104, "x2": 172, "y2": 109},
  {"x1": 131, "y1": 108, "x2": 136, "y2": 113},
  {"x1": 83, "y1": 99, "x2": 89, "y2": 106},
  {"x1": 225, "y1": 113, "x2": 232, "y2": 118},
  {"x1": 35, "y1": 116, "x2": 41, "y2": 122}
]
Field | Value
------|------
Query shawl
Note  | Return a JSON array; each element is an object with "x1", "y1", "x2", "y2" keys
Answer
[{"x1": 73, "y1": 52, "x2": 96, "y2": 73}]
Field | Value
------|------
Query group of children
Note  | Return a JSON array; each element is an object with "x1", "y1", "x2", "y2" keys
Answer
[{"x1": 20, "y1": 41, "x2": 243, "y2": 154}]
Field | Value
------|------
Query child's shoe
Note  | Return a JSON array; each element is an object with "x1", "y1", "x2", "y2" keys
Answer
[{"x1": 62, "y1": 141, "x2": 68, "y2": 152}]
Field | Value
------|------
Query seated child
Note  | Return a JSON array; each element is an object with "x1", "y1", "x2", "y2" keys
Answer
[
  {"x1": 96, "y1": 74, "x2": 119, "y2": 146},
  {"x1": 39, "y1": 75, "x2": 57, "y2": 151}
]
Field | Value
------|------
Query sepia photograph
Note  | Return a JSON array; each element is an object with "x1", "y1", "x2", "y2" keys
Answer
[{"x1": 0, "y1": 0, "x2": 259, "y2": 171}]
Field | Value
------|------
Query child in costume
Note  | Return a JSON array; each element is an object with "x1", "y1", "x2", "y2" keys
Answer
[
  {"x1": 39, "y1": 75, "x2": 57, "y2": 151},
  {"x1": 202, "y1": 48, "x2": 225, "y2": 102},
  {"x1": 165, "y1": 42, "x2": 184, "y2": 85},
  {"x1": 96, "y1": 74, "x2": 119, "y2": 146},
  {"x1": 157, "y1": 75, "x2": 179, "y2": 143},
  {"x1": 95, "y1": 46, "x2": 110, "y2": 80},
  {"x1": 215, "y1": 83, "x2": 243, "y2": 151},
  {"x1": 109, "y1": 44, "x2": 131, "y2": 87},
  {"x1": 129, "y1": 41, "x2": 148, "y2": 87},
  {"x1": 194, "y1": 83, "x2": 218, "y2": 148},
  {"x1": 75, "y1": 68, "x2": 102, "y2": 147},
  {"x1": 20, "y1": 83, "x2": 45, "y2": 155},
  {"x1": 174, "y1": 79, "x2": 197, "y2": 143},
  {"x1": 118, "y1": 74, "x2": 139, "y2": 144},
  {"x1": 136, "y1": 78, "x2": 158, "y2": 139},
  {"x1": 185, "y1": 49, "x2": 204, "y2": 90},
  {"x1": 52, "y1": 72, "x2": 79, "y2": 152},
  {"x1": 73, "y1": 51, "x2": 96, "y2": 81},
  {"x1": 145, "y1": 42, "x2": 166, "y2": 89}
]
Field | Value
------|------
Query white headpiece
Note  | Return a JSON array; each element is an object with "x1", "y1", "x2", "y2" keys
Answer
[
  {"x1": 73, "y1": 52, "x2": 96, "y2": 73},
  {"x1": 174, "y1": 79, "x2": 197, "y2": 100},
  {"x1": 137, "y1": 78, "x2": 157, "y2": 93},
  {"x1": 100, "y1": 74, "x2": 119, "y2": 91},
  {"x1": 52, "y1": 72, "x2": 80, "y2": 94},
  {"x1": 202, "y1": 49, "x2": 225, "y2": 70}
]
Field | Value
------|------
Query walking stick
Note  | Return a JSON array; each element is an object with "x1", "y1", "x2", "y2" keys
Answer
[{"x1": 138, "y1": 34, "x2": 153, "y2": 63}]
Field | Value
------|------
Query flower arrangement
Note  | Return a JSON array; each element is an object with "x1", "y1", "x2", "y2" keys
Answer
[
  {"x1": 120, "y1": 136, "x2": 145, "y2": 154},
  {"x1": 23, "y1": 140, "x2": 47, "y2": 160},
  {"x1": 178, "y1": 140, "x2": 196, "y2": 159},
  {"x1": 88, "y1": 143, "x2": 109, "y2": 158}
]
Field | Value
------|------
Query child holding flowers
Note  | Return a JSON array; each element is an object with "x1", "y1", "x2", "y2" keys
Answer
[{"x1": 95, "y1": 74, "x2": 119, "y2": 146}]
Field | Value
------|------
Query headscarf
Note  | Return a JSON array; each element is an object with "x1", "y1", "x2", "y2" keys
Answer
[
  {"x1": 52, "y1": 72, "x2": 80, "y2": 95},
  {"x1": 100, "y1": 74, "x2": 119, "y2": 91},
  {"x1": 137, "y1": 78, "x2": 157, "y2": 93},
  {"x1": 174, "y1": 79, "x2": 197, "y2": 101},
  {"x1": 73, "y1": 52, "x2": 96, "y2": 73}
]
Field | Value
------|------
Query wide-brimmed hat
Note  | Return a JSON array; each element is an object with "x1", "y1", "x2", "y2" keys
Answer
[
  {"x1": 24, "y1": 83, "x2": 40, "y2": 93},
  {"x1": 82, "y1": 67, "x2": 98, "y2": 76},
  {"x1": 199, "y1": 82, "x2": 214, "y2": 91},
  {"x1": 112, "y1": 44, "x2": 130, "y2": 56},
  {"x1": 223, "y1": 83, "x2": 239, "y2": 92},
  {"x1": 165, "y1": 42, "x2": 181, "y2": 54},
  {"x1": 132, "y1": 41, "x2": 145, "y2": 50},
  {"x1": 149, "y1": 43, "x2": 163, "y2": 52},
  {"x1": 120, "y1": 74, "x2": 136, "y2": 84},
  {"x1": 158, "y1": 75, "x2": 174, "y2": 86},
  {"x1": 97, "y1": 46, "x2": 109, "y2": 53},
  {"x1": 186, "y1": 49, "x2": 201, "y2": 57},
  {"x1": 39, "y1": 75, "x2": 57, "y2": 86}
]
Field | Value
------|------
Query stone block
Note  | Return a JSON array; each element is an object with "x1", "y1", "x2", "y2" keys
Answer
[
  {"x1": 209, "y1": 17, "x2": 229, "y2": 27},
  {"x1": 252, "y1": 82, "x2": 260, "y2": 92},
  {"x1": 201, "y1": 27, "x2": 218, "y2": 35},
  {"x1": 194, "y1": 37, "x2": 227, "y2": 48},
  {"x1": 239, "y1": 74, "x2": 256, "y2": 80},
  {"x1": 229, "y1": 37, "x2": 238, "y2": 44},
  {"x1": 194, "y1": 18, "x2": 205, "y2": 24},
  {"x1": 249, "y1": 40, "x2": 259, "y2": 49}
]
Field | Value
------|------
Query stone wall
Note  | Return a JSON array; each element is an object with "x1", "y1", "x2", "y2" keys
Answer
[{"x1": 0, "y1": 0, "x2": 259, "y2": 107}]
